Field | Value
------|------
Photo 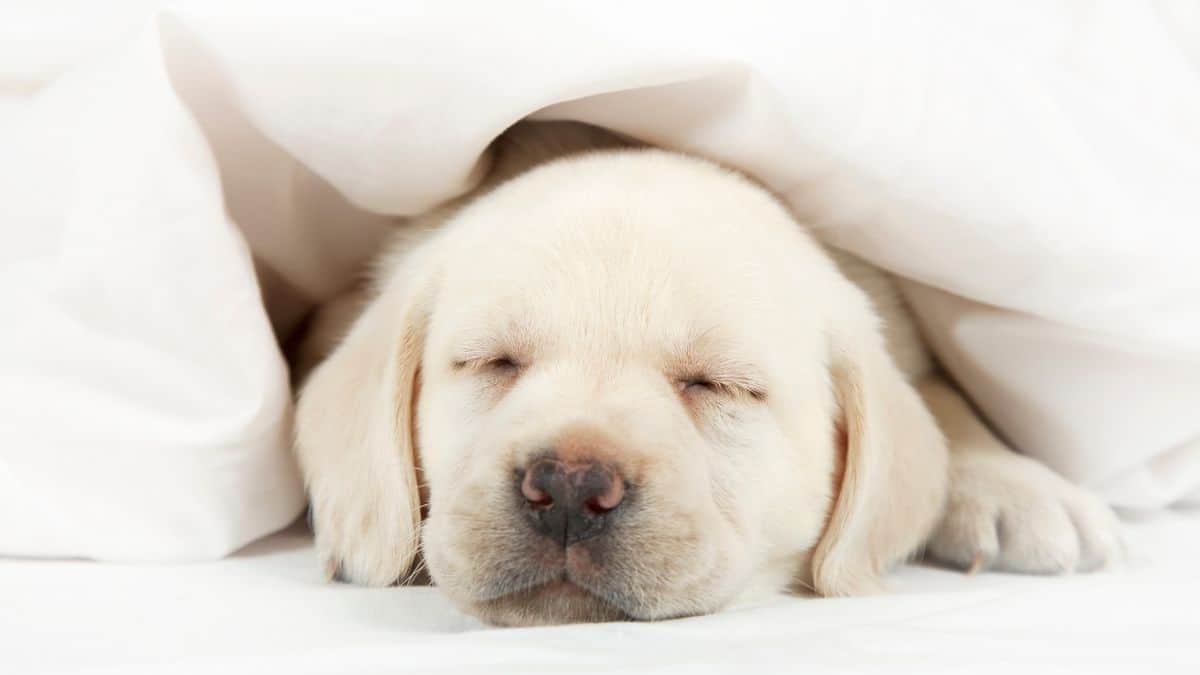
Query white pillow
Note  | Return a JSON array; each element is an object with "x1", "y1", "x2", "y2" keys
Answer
[{"x1": 0, "y1": 24, "x2": 303, "y2": 560}]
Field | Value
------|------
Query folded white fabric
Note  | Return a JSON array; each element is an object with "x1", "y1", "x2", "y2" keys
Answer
[{"x1": 1, "y1": 1, "x2": 1197, "y2": 560}]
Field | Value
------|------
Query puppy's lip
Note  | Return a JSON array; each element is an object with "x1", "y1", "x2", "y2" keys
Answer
[
  {"x1": 476, "y1": 574, "x2": 635, "y2": 624},
  {"x1": 462, "y1": 541, "x2": 606, "y2": 601},
  {"x1": 528, "y1": 578, "x2": 591, "y2": 600},
  {"x1": 478, "y1": 571, "x2": 591, "y2": 602},
  {"x1": 474, "y1": 569, "x2": 636, "y2": 617}
]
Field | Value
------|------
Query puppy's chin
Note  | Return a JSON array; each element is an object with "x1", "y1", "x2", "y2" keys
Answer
[{"x1": 468, "y1": 580, "x2": 630, "y2": 626}]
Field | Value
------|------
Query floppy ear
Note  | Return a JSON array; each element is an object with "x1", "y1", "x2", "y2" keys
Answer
[
  {"x1": 294, "y1": 258, "x2": 435, "y2": 586},
  {"x1": 809, "y1": 303, "x2": 949, "y2": 597}
]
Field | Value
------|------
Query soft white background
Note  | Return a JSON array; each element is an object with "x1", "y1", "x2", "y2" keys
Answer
[{"x1": 2, "y1": 2, "x2": 1200, "y2": 673}]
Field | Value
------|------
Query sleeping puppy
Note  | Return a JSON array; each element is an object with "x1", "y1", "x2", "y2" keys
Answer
[{"x1": 292, "y1": 121, "x2": 1122, "y2": 626}]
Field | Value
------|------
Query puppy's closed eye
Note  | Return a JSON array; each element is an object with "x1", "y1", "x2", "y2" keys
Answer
[
  {"x1": 482, "y1": 355, "x2": 521, "y2": 374},
  {"x1": 676, "y1": 374, "x2": 767, "y2": 402},
  {"x1": 670, "y1": 330, "x2": 768, "y2": 404},
  {"x1": 454, "y1": 354, "x2": 523, "y2": 377},
  {"x1": 680, "y1": 376, "x2": 720, "y2": 395}
]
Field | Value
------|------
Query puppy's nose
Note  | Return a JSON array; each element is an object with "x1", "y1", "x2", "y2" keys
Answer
[{"x1": 520, "y1": 457, "x2": 625, "y2": 545}]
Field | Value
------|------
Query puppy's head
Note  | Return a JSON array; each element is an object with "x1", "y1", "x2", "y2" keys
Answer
[{"x1": 299, "y1": 150, "x2": 946, "y2": 625}]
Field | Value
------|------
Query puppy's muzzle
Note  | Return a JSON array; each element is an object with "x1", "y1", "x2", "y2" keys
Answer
[{"x1": 520, "y1": 456, "x2": 626, "y2": 546}]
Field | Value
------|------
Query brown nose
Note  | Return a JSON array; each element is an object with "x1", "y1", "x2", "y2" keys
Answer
[{"x1": 520, "y1": 456, "x2": 626, "y2": 545}]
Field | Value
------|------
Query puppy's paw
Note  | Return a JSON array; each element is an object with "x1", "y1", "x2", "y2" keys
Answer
[
  {"x1": 927, "y1": 449, "x2": 1122, "y2": 574},
  {"x1": 308, "y1": 473, "x2": 419, "y2": 587}
]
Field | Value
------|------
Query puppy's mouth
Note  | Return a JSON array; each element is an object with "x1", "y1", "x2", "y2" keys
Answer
[
  {"x1": 475, "y1": 574, "x2": 632, "y2": 625},
  {"x1": 467, "y1": 547, "x2": 637, "y2": 625}
]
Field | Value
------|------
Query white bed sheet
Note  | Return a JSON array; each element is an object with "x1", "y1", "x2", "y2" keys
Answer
[{"x1": 4, "y1": 510, "x2": 1198, "y2": 675}]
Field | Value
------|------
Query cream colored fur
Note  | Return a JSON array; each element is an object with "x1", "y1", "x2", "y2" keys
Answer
[{"x1": 293, "y1": 122, "x2": 1121, "y2": 625}]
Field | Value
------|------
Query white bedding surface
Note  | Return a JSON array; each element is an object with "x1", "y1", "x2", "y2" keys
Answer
[{"x1": 5, "y1": 510, "x2": 1198, "y2": 675}]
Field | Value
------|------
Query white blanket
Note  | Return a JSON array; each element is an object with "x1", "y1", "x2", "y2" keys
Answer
[
  {"x1": 2, "y1": 1, "x2": 1199, "y2": 560},
  {"x1": 3, "y1": 510, "x2": 1199, "y2": 674}
]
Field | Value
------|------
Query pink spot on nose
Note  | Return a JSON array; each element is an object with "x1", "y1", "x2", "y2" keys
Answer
[
  {"x1": 521, "y1": 468, "x2": 553, "y2": 507},
  {"x1": 585, "y1": 472, "x2": 624, "y2": 512}
]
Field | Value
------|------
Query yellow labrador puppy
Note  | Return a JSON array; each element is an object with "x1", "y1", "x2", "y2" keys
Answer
[{"x1": 293, "y1": 122, "x2": 1121, "y2": 626}]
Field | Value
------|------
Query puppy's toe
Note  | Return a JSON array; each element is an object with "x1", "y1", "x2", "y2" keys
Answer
[
  {"x1": 925, "y1": 497, "x2": 999, "y2": 572},
  {"x1": 993, "y1": 497, "x2": 1079, "y2": 573},
  {"x1": 1065, "y1": 489, "x2": 1125, "y2": 572},
  {"x1": 927, "y1": 450, "x2": 1122, "y2": 575}
]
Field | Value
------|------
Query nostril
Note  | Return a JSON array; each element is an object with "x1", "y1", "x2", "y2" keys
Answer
[
  {"x1": 520, "y1": 474, "x2": 553, "y2": 508},
  {"x1": 584, "y1": 474, "x2": 624, "y2": 514},
  {"x1": 583, "y1": 496, "x2": 611, "y2": 515},
  {"x1": 521, "y1": 458, "x2": 561, "y2": 509},
  {"x1": 527, "y1": 491, "x2": 554, "y2": 509}
]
